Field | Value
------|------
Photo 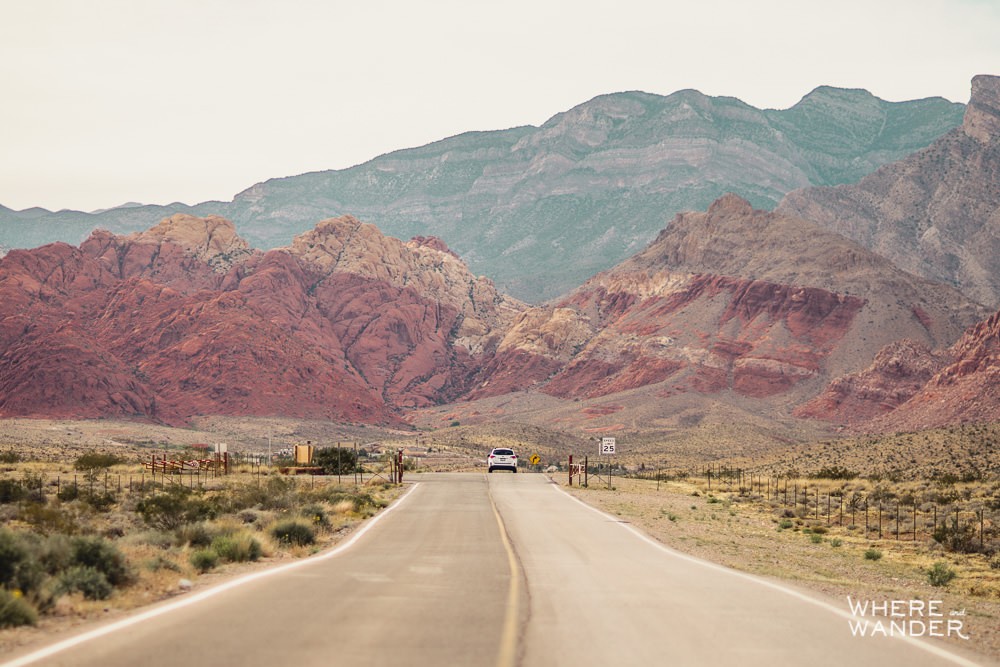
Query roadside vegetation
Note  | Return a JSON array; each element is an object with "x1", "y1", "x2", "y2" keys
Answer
[{"x1": 0, "y1": 446, "x2": 400, "y2": 636}]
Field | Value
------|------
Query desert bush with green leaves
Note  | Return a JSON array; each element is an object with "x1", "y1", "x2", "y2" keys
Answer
[{"x1": 0, "y1": 451, "x2": 400, "y2": 629}]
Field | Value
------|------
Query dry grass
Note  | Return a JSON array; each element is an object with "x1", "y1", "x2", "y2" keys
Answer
[
  {"x1": 0, "y1": 441, "x2": 403, "y2": 654},
  {"x1": 746, "y1": 423, "x2": 1000, "y2": 482}
]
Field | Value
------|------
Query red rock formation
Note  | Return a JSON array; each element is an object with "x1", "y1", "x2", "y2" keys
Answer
[
  {"x1": 794, "y1": 340, "x2": 948, "y2": 424},
  {"x1": 470, "y1": 195, "x2": 981, "y2": 409},
  {"x1": 864, "y1": 309, "x2": 1000, "y2": 431},
  {"x1": 0, "y1": 214, "x2": 520, "y2": 425}
]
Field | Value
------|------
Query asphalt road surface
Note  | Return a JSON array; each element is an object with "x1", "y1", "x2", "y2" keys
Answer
[{"x1": 3, "y1": 473, "x2": 991, "y2": 667}]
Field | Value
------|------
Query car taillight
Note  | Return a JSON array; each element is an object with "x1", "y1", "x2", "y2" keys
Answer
[{"x1": 489, "y1": 455, "x2": 495, "y2": 459}]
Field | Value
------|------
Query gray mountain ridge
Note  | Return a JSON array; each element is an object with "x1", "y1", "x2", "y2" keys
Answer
[{"x1": 0, "y1": 85, "x2": 965, "y2": 302}]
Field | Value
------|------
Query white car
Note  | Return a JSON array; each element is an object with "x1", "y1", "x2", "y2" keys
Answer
[{"x1": 487, "y1": 448, "x2": 518, "y2": 473}]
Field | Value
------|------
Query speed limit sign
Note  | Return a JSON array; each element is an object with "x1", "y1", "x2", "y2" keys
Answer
[{"x1": 600, "y1": 437, "x2": 616, "y2": 455}]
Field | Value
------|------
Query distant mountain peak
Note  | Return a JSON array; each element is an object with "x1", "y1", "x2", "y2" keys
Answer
[
  {"x1": 798, "y1": 85, "x2": 878, "y2": 102},
  {"x1": 963, "y1": 74, "x2": 1000, "y2": 143},
  {"x1": 0, "y1": 81, "x2": 970, "y2": 302},
  {"x1": 707, "y1": 193, "x2": 754, "y2": 218},
  {"x1": 778, "y1": 74, "x2": 1000, "y2": 308},
  {"x1": 123, "y1": 213, "x2": 253, "y2": 272}
]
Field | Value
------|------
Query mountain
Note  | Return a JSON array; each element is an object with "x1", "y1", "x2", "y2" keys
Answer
[
  {"x1": 467, "y1": 195, "x2": 987, "y2": 413},
  {"x1": 800, "y1": 307, "x2": 1000, "y2": 431},
  {"x1": 0, "y1": 87, "x2": 964, "y2": 302},
  {"x1": 1, "y1": 201, "x2": 992, "y2": 431},
  {"x1": 778, "y1": 74, "x2": 1000, "y2": 308},
  {"x1": 0, "y1": 215, "x2": 521, "y2": 425}
]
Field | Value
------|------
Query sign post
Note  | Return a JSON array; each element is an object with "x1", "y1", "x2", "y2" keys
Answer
[{"x1": 600, "y1": 437, "x2": 616, "y2": 489}]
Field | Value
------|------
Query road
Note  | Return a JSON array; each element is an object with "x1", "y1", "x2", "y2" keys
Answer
[{"x1": 3, "y1": 473, "x2": 990, "y2": 667}]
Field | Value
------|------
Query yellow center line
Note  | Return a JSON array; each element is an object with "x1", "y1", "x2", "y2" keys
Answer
[{"x1": 489, "y1": 485, "x2": 521, "y2": 667}]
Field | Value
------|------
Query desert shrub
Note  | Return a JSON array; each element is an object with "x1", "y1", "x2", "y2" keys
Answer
[
  {"x1": 135, "y1": 486, "x2": 215, "y2": 531},
  {"x1": 220, "y1": 476, "x2": 295, "y2": 512},
  {"x1": 0, "y1": 450, "x2": 21, "y2": 464},
  {"x1": 211, "y1": 533, "x2": 262, "y2": 563},
  {"x1": 175, "y1": 523, "x2": 214, "y2": 548},
  {"x1": 811, "y1": 466, "x2": 858, "y2": 480},
  {"x1": 190, "y1": 549, "x2": 218, "y2": 573},
  {"x1": 314, "y1": 447, "x2": 358, "y2": 476},
  {"x1": 0, "y1": 529, "x2": 46, "y2": 596},
  {"x1": 809, "y1": 534, "x2": 823, "y2": 544},
  {"x1": 0, "y1": 589, "x2": 37, "y2": 628},
  {"x1": 121, "y1": 529, "x2": 174, "y2": 550},
  {"x1": 237, "y1": 509, "x2": 260, "y2": 524},
  {"x1": 300, "y1": 504, "x2": 328, "y2": 528},
  {"x1": 927, "y1": 561, "x2": 957, "y2": 587},
  {"x1": 868, "y1": 485, "x2": 896, "y2": 502},
  {"x1": 56, "y1": 566, "x2": 113, "y2": 600},
  {"x1": 0, "y1": 479, "x2": 26, "y2": 504},
  {"x1": 70, "y1": 536, "x2": 131, "y2": 587},
  {"x1": 19, "y1": 503, "x2": 77, "y2": 535},
  {"x1": 271, "y1": 520, "x2": 315, "y2": 547},
  {"x1": 0, "y1": 529, "x2": 28, "y2": 586},
  {"x1": 990, "y1": 554, "x2": 1000, "y2": 570},
  {"x1": 144, "y1": 556, "x2": 181, "y2": 573},
  {"x1": 810, "y1": 526, "x2": 828, "y2": 535},
  {"x1": 864, "y1": 548, "x2": 883, "y2": 561},
  {"x1": 83, "y1": 492, "x2": 118, "y2": 512},
  {"x1": 36, "y1": 533, "x2": 73, "y2": 575},
  {"x1": 74, "y1": 452, "x2": 123, "y2": 471},
  {"x1": 831, "y1": 538, "x2": 843, "y2": 548},
  {"x1": 932, "y1": 519, "x2": 981, "y2": 554},
  {"x1": 777, "y1": 519, "x2": 793, "y2": 530},
  {"x1": 56, "y1": 483, "x2": 80, "y2": 502}
]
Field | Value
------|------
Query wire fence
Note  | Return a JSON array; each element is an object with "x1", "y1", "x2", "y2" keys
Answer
[
  {"x1": 567, "y1": 460, "x2": 999, "y2": 551},
  {"x1": 0, "y1": 453, "x2": 405, "y2": 507}
]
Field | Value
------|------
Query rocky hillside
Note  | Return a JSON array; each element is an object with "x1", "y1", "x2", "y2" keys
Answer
[
  {"x1": 0, "y1": 215, "x2": 521, "y2": 425},
  {"x1": 469, "y1": 195, "x2": 986, "y2": 409},
  {"x1": 800, "y1": 307, "x2": 1000, "y2": 432},
  {"x1": 1, "y1": 203, "x2": 994, "y2": 432},
  {"x1": 0, "y1": 86, "x2": 964, "y2": 302},
  {"x1": 779, "y1": 75, "x2": 1000, "y2": 308}
]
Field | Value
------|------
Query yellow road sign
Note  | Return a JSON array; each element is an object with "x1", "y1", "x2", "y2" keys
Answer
[{"x1": 530, "y1": 454, "x2": 541, "y2": 465}]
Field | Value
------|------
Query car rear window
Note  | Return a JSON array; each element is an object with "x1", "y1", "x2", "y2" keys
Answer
[{"x1": 493, "y1": 449, "x2": 514, "y2": 456}]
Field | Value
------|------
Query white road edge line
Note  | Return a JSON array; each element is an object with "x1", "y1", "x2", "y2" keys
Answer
[
  {"x1": 1, "y1": 482, "x2": 422, "y2": 667},
  {"x1": 551, "y1": 481, "x2": 984, "y2": 667}
]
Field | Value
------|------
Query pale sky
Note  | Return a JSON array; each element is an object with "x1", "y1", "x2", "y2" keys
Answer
[{"x1": 1, "y1": 0, "x2": 998, "y2": 213}]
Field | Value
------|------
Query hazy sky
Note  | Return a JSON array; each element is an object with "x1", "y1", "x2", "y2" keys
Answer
[{"x1": 1, "y1": 0, "x2": 998, "y2": 213}]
